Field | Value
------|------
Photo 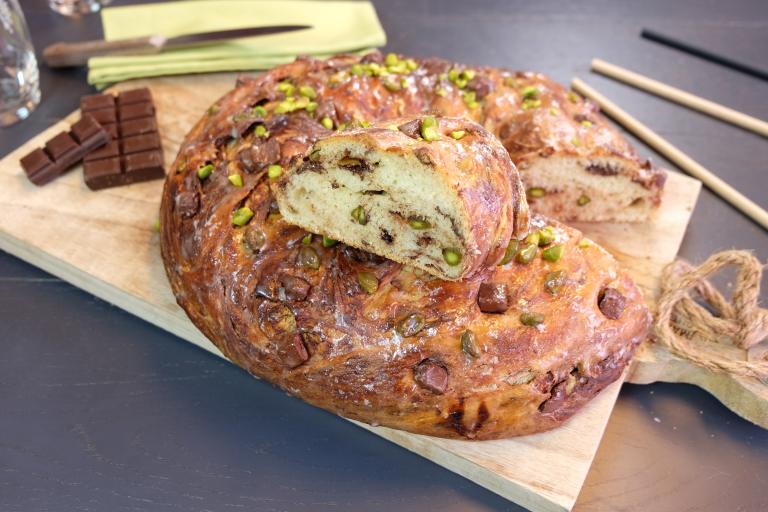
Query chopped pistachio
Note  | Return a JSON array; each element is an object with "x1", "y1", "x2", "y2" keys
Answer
[
  {"x1": 360, "y1": 119, "x2": 371, "y2": 128},
  {"x1": 336, "y1": 123, "x2": 347, "y2": 131},
  {"x1": 350, "y1": 63, "x2": 363, "y2": 76},
  {"x1": 577, "y1": 194, "x2": 591, "y2": 206},
  {"x1": 549, "y1": 107, "x2": 559, "y2": 116},
  {"x1": 527, "y1": 187, "x2": 546, "y2": 199},
  {"x1": 503, "y1": 76, "x2": 517, "y2": 88},
  {"x1": 254, "y1": 124, "x2": 269, "y2": 138},
  {"x1": 499, "y1": 239, "x2": 519, "y2": 265},
  {"x1": 274, "y1": 100, "x2": 295, "y2": 114},
  {"x1": 435, "y1": 86, "x2": 448, "y2": 97},
  {"x1": 351, "y1": 205, "x2": 367, "y2": 225},
  {"x1": 461, "y1": 330, "x2": 480, "y2": 357},
  {"x1": 301, "y1": 233, "x2": 313, "y2": 245},
  {"x1": 387, "y1": 124, "x2": 399, "y2": 131},
  {"x1": 297, "y1": 245, "x2": 320, "y2": 269},
  {"x1": 228, "y1": 174, "x2": 244, "y2": 187},
  {"x1": 383, "y1": 79, "x2": 401, "y2": 92},
  {"x1": 277, "y1": 81, "x2": 295, "y2": 96},
  {"x1": 578, "y1": 238, "x2": 592, "y2": 248},
  {"x1": 306, "y1": 101, "x2": 318, "y2": 113},
  {"x1": 405, "y1": 58, "x2": 418, "y2": 71},
  {"x1": 537, "y1": 226, "x2": 556, "y2": 246},
  {"x1": 385, "y1": 53, "x2": 399, "y2": 66},
  {"x1": 450, "y1": 130, "x2": 466, "y2": 140},
  {"x1": 462, "y1": 90, "x2": 478, "y2": 108},
  {"x1": 571, "y1": 137, "x2": 581, "y2": 146},
  {"x1": 521, "y1": 86, "x2": 539, "y2": 99},
  {"x1": 454, "y1": 77, "x2": 468, "y2": 89},
  {"x1": 322, "y1": 235, "x2": 338, "y2": 248},
  {"x1": 152, "y1": 219, "x2": 161, "y2": 232},
  {"x1": 507, "y1": 370, "x2": 536, "y2": 385},
  {"x1": 252, "y1": 105, "x2": 267, "y2": 117},
  {"x1": 520, "y1": 312, "x2": 544, "y2": 326},
  {"x1": 442, "y1": 248, "x2": 462, "y2": 266},
  {"x1": 299, "y1": 85, "x2": 316, "y2": 99},
  {"x1": 407, "y1": 216, "x2": 431, "y2": 230},
  {"x1": 544, "y1": 270, "x2": 568, "y2": 295},
  {"x1": 448, "y1": 68, "x2": 460, "y2": 82},
  {"x1": 542, "y1": 244, "x2": 564, "y2": 262},
  {"x1": 267, "y1": 164, "x2": 282, "y2": 180},
  {"x1": 567, "y1": 91, "x2": 580, "y2": 103},
  {"x1": 421, "y1": 116, "x2": 439, "y2": 141},
  {"x1": 321, "y1": 117, "x2": 334, "y2": 130},
  {"x1": 395, "y1": 312, "x2": 424, "y2": 337},
  {"x1": 400, "y1": 77, "x2": 409, "y2": 88},
  {"x1": 388, "y1": 61, "x2": 408, "y2": 74},
  {"x1": 357, "y1": 271, "x2": 379, "y2": 294},
  {"x1": 524, "y1": 231, "x2": 540, "y2": 246},
  {"x1": 515, "y1": 242, "x2": 537, "y2": 264},
  {"x1": 207, "y1": 105, "x2": 219, "y2": 116},
  {"x1": 522, "y1": 98, "x2": 542, "y2": 110},
  {"x1": 461, "y1": 69, "x2": 476, "y2": 81},
  {"x1": 197, "y1": 163, "x2": 214, "y2": 180},
  {"x1": 581, "y1": 120, "x2": 592, "y2": 127},
  {"x1": 232, "y1": 207, "x2": 254, "y2": 227}
]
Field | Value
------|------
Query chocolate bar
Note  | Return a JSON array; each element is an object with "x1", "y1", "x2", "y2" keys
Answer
[
  {"x1": 20, "y1": 115, "x2": 109, "y2": 186},
  {"x1": 80, "y1": 88, "x2": 165, "y2": 190}
]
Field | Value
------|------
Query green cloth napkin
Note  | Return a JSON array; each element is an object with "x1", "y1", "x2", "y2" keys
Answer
[{"x1": 87, "y1": 0, "x2": 386, "y2": 88}]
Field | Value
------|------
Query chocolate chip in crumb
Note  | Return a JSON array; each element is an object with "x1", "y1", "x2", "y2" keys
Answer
[
  {"x1": 477, "y1": 282, "x2": 510, "y2": 313},
  {"x1": 598, "y1": 287, "x2": 626, "y2": 319},
  {"x1": 414, "y1": 359, "x2": 448, "y2": 394},
  {"x1": 243, "y1": 226, "x2": 266, "y2": 252},
  {"x1": 175, "y1": 191, "x2": 199, "y2": 218},
  {"x1": 279, "y1": 273, "x2": 311, "y2": 301},
  {"x1": 414, "y1": 147, "x2": 433, "y2": 165}
]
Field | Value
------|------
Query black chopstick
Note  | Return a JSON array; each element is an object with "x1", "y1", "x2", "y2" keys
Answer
[{"x1": 641, "y1": 29, "x2": 768, "y2": 82}]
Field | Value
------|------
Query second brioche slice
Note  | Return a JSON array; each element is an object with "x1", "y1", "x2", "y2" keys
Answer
[{"x1": 273, "y1": 116, "x2": 530, "y2": 280}]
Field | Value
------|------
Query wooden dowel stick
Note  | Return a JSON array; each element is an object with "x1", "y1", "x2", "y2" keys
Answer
[
  {"x1": 591, "y1": 59, "x2": 768, "y2": 138},
  {"x1": 571, "y1": 78, "x2": 768, "y2": 231}
]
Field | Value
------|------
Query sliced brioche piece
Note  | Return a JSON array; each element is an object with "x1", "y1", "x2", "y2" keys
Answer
[
  {"x1": 273, "y1": 116, "x2": 529, "y2": 280},
  {"x1": 483, "y1": 72, "x2": 666, "y2": 222}
]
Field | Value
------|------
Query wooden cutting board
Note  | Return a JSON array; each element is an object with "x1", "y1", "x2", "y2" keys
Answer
[{"x1": 0, "y1": 73, "x2": 701, "y2": 512}]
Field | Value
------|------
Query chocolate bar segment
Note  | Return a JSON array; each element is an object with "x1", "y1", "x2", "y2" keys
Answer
[
  {"x1": 19, "y1": 115, "x2": 109, "y2": 186},
  {"x1": 80, "y1": 87, "x2": 164, "y2": 190}
]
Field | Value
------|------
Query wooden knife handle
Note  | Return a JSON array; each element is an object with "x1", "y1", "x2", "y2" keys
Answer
[{"x1": 43, "y1": 36, "x2": 165, "y2": 68}]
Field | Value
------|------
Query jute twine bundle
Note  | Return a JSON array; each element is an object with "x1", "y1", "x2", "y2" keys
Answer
[{"x1": 655, "y1": 250, "x2": 768, "y2": 381}]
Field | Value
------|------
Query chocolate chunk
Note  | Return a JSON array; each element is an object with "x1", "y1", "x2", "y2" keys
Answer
[
  {"x1": 117, "y1": 87, "x2": 152, "y2": 106},
  {"x1": 175, "y1": 191, "x2": 199, "y2": 218},
  {"x1": 80, "y1": 88, "x2": 164, "y2": 190},
  {"x1": 414, "y1": 147, "x2": 433, "y2": 165},
  {"x1": 477, "y1": 282, "x2": 510, "y2": 313},
  {"x1": 80, "y1": 93, "x2": 115, "y2": 111},
  {"x1": 467, "y1": 75, "x2": 494, "y2": 99},
  {"x1": 280, "y1": 334, "x2": 309, "y2": 369},
  {"x1": 19, "y1": 115, "x2": 109, "y2": 186},
  {"x1": 598, "y1": 287, "x2": 626, "y2": 319},
  {"x1": 398, "y1": 119, "x2": 421, "y2": 139},
  {"x1": 119, "y1": 101, "x2": 155, "y2": 121},
  {"x1": 414, "y1": 359, "x2": 449, "y2": 394},
  {"x1": 279, "y1": 274, "x2": 311, "y2": 301}
]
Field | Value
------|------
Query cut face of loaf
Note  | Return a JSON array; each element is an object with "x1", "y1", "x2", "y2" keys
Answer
[{"x1": 273, "y1": 116, "x2": 529, "y2": 280}]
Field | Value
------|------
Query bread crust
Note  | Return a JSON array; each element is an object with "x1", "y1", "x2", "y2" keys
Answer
[{"x1": 160, "y1": 53, "x2": 652, "y2": 439}]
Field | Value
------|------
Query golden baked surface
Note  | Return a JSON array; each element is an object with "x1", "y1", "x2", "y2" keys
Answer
[{"x1": 160, "y1": 53, "x2": 651, "y2": 439}]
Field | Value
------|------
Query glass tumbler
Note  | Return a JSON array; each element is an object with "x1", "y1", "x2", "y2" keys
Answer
[
  {"x1": 48, "y1": 0, "x2": 111, "y2": 17},
  {"x1": 0, "y1": 0, "x2": 40, "y2": 127}
]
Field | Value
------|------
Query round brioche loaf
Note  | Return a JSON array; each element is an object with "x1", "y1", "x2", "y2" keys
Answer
[
  {"x1": 160, "y1": 52, "x2": 652, "y2": 439},
  {"x1": 273, "y1": 116, "x2": 529, "y2": 280}
]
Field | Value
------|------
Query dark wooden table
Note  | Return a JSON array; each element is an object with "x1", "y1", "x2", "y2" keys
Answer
[{"x1": 2, "y1": 1, "x2": 767, "y2": 510}]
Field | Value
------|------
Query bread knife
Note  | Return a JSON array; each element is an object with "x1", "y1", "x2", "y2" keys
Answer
[{"x1": 43, "y1": 25, "x2": 313, "y2": 68}]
